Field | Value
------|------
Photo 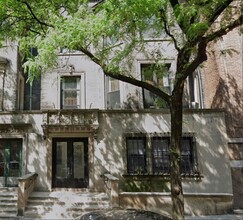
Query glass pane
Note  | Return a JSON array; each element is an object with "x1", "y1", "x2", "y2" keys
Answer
[
  {"x1": 126, "y1": 137, "x2": 147, "y2": 174},
  {"x1": 152, "y1": 138, "x2": 170, "y2": 174},
  {"x1": 141, "y1": 63, "x2": 170, "y2": 108},
  {"x1": 0, "y1": 142, "x2": 4, "y2": 177},
  {"x1": 73, "y1": 142, "x2": 84, "y2": 179},
  {"x1": 108, "y1": 77, "x2": 119, "y2": 92},
  {"x1": 181, "y1": 138, "x2": 193, "y2": 174},
  {"x1": 61, "y1": 76, "x2": 81, "y2": 109},
  {"x1": 63, "y1": 77, "x2": 80, "y2": 89},
  {"x1": 63, "y1": 91, "x2": 80, "y2": 108},
  {"x1": 56, "y1": 142, "x2": 68, "y2": 178},
  {"x1": 8, "y1": 140, "x2": 21, "y2": 177}
]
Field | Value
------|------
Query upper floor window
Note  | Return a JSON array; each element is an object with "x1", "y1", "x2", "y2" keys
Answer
[
  {"x1": 187, "y1": 71, "x2": 203, "y2": 109},
  {"x1": 24, "y1": 48, "x2": 41, "y2": 111},
  {"x1": 24, "y1": 75, "x2": 41, "y2": 110},
  {"x1": 106, "y1": 77, "x2": 120, "y2": 109},
  {"x1": 126, "y1": 135, "x2": 199, "y2": 176},
  {"x1": 141, "y1": 63, "x2": 171, "y2": 109},
  {"x1": 61, "y1": 76, "x2": 81, "y2": 109}
]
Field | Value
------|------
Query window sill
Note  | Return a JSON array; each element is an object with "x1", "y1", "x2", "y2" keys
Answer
[{"x1": 123, "y1": 173, "x2": 203, "y2": 180}]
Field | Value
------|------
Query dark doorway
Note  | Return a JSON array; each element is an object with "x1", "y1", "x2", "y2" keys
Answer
[{"x1": 52, "y1": 138, "x2": 89, "y2": 188}]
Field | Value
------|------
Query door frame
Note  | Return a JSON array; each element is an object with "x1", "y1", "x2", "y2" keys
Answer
[{"x1": 52, "y1": 137, "x2": 89, "y2": 188}]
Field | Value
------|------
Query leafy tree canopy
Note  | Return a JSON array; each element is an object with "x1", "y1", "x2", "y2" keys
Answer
[
  {"x1": 0, "y1": 1, "x2": 242, "y2": 220},
  {"x1": 0, "y1": 0, "x2": 242, "y2": 87}
]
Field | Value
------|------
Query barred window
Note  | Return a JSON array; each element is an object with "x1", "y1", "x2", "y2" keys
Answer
[
  {"x1": 126, "y1": 136, "x2": 147, "y2": 174},
  {"x1": 126, "y1": 135, "x2": 198, "y2": 176},
  {"x1": 181, "y1": 137, "x2": 195, "y2": 175},
  {"x1": 152, "y1": 137, "x2": 170, "y2": 174}
]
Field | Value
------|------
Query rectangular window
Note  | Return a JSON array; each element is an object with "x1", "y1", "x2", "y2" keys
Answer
[
  {"x1": 141, "y1": 63, "x2": 171, "y2": 109},
  {"x1": 126, "y1": 135, "x2": 198, "y2": 176},
  {"x1": 126, "y1": 136, "x2": 147, "y2": 174},
  {"x1": 24, "y1": 48, "x2": 41, "y2": 111},
  {"x1": 106, "y1": 77, "x2": 120, "y2": 109},
  {"x1": 181, "y1": 137, "x2": 195, "y2": 174},
  {"x1": 151, "y1": 137, "x2": 170, "y2": 174},
  {"x1": 61, "y1": 76, "x2": 81, "y2": 109}
]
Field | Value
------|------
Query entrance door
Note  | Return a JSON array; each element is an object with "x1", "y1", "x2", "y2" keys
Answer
[
  {"x1": 52, "y1": 138, "x2": 88, "y2": 188},
  {"x1": 0, "y1": 139, "x2": 22, "y2": 187}
]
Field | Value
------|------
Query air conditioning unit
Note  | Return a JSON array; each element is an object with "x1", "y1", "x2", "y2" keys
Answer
[
  {"x1": 107, "y1": 90, "x2": 121, "y2": 109},
  {"x1": 191, "y1": 101, "x2": 199, "y2": 109}
]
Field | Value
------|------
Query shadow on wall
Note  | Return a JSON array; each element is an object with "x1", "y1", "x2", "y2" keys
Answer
[
  {"x1": 0, "y1": 113, "x2": 48, "y2": 191},
  {"x1": 95, "y1": 109, "x2": 232, "y2": 215},
  {"x1": 211, "y1": 75, "x2": 243, "y2": 137}
]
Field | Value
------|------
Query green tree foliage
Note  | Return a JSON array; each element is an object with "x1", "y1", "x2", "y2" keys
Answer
[{"x1": 0, "y1": 0, "x2": 242, "y2": 219}]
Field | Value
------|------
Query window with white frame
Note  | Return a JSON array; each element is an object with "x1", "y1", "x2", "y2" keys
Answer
[
  {"x1": 141, "y1": 63, "x2": 171, "y2": 109},
  {"x1": 126, "y1": 135, "x2": 199, "y2": 176},
  {"x1": 61, "y1": 76, "x2": 81, "y2": 109}
]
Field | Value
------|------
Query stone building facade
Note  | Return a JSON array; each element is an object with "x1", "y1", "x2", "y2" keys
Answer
[{"x1": 0, "y1": 30, "x2": 240, "y2": 216}]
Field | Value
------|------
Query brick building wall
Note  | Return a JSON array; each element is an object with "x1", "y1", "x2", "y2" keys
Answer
[{"x1": 201, "y1": 29, "x2": 243, "y2": 210}]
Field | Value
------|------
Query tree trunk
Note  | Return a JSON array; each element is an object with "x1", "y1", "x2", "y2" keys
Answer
[{"x1": 170, "y1": 89, "x2": 185, "y2": 220}]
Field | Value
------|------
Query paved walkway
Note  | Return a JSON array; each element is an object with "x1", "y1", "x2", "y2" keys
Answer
[{"x1": 185, "y1": 215, "x2": 243, "y2": 220}]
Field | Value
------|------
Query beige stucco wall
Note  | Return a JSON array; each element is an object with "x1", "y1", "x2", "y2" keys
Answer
[
  {"x1": 0, "y1": 42, "x2": 19, "y2": 111},
  {"x1": 0, "y1": 109, "x2": 232, "y2": 195},
  {"x1": 0, "y1": 109, "x2": 232, "y2": 215},
  {"x1": 96, "y1": 110, "x2": 232, "y2": 195}
]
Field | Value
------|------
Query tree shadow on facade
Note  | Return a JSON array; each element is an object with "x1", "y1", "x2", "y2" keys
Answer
[{"x1": 211, "y1": 76, "x2": 243, "y2": 138}]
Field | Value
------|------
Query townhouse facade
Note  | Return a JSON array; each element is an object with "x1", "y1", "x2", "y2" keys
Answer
[{"x1": 0, "y1": 35, "x2": 237, "y2": 217}]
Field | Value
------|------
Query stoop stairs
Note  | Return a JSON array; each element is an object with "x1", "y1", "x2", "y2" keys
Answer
[
  {"x1": 24, "y1": 191, "x2": 110, "y2": 219},
  {"x1": 0, "y1": 187, "x2": 18, "y2": 219}
]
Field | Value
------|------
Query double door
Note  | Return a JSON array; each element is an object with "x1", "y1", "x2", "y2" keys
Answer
[{"x1": 52, "y1": 138, "x2": 88, "y2": 188}]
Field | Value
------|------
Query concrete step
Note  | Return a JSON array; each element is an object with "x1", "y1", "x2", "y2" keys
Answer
[
  {"x1": 234, "y1": 209, "x2": 243, "y2": 215},
  {"x1": 0, "y1": 187, "x2": 17, "y2": 218},
  {"x1": 24, "y1": 191, "x2": 110, "y2": 219},
  {"x1": 0, "y1": 187, "x2": 17, "y2": 192}
]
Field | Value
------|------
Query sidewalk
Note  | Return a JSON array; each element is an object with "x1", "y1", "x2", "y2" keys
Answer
[{"x1": 185, "y1": 214, "x2": 243, "y2": 220}]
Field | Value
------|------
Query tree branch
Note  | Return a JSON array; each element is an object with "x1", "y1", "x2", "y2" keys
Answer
[
  {"x1": 206, "y1": 14, "x2": 243, "y2": 43},
  {"x1": 79, "y1": 47, "x2": 171, "y2": 103},
  {"x1": 208, "y1": 0, "x2": 234, "y2": 25},
  {"x1": 159, "y1": 9, "x2": 181, "y2": 52},
  {"x1": 104, "y1": 70, "x2": 171, "y2": 104},
  {"x1": 169, "y1": 0, "x2": 180, "y2": 8},
  {"x1": 20, "y1": 1, "x2": 54, "y2": 29},
  {"x1": 174, "y1": 12, "x2": 243, "y2": 91}
]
